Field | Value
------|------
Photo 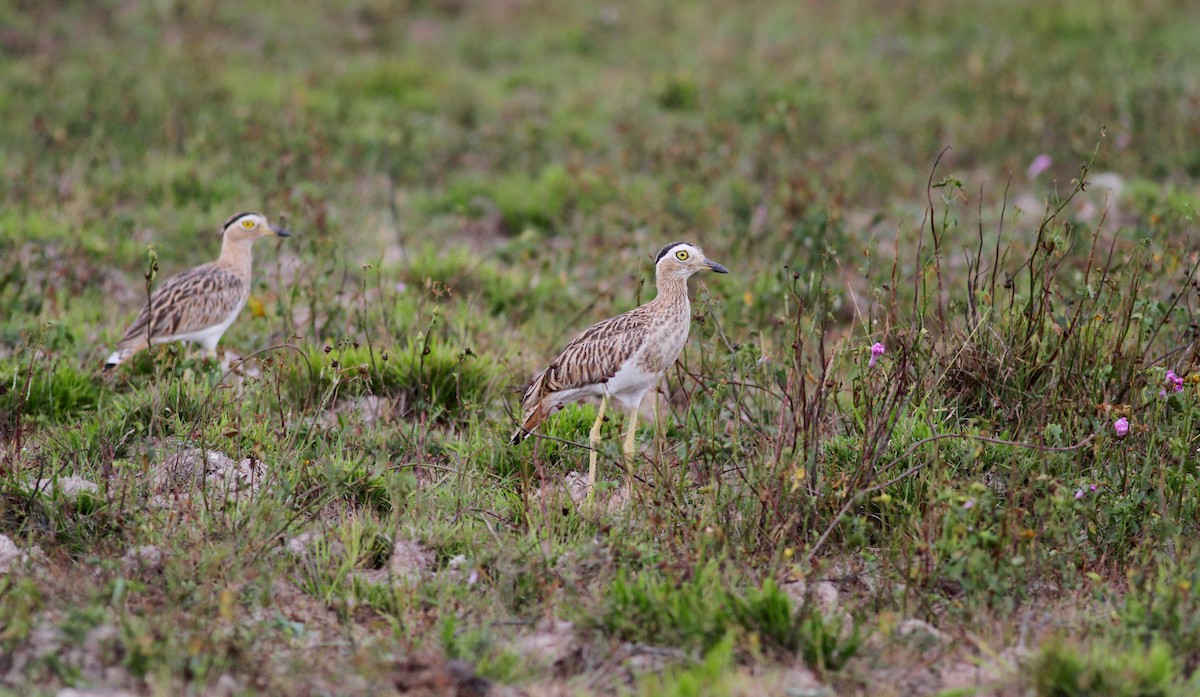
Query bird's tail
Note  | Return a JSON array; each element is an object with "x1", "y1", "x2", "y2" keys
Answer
[
  {"x1": 103, "y1": 339, "x2": 148, "y2": 371},
  {"x1": 509, "y1": 371, "x2": 549, "y2": 444}
]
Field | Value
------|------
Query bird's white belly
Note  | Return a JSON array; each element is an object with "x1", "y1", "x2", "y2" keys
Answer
[
  {"x1": 153, "y1": 300, "x2": 244, "y2": 351},
  {"x1": 602, "y1": 355, "x2": 659, "y2": 410}
]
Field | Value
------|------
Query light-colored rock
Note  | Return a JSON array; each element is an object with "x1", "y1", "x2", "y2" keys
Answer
[
  {"x1": 0, "y1": 534, "x2": 22, "y2": 573},
  {"x1": 896, "y1": 618, "x2": 947, "y2": 646},
  {"x1": 516, "y1": 620, "x2": 578, "y2": 667},
  {"x1": 8, "y1": 616, "x2": 135, "y2": 691},
  {"x1": 0, "y1": 535, "x2": 41, "y2": 574},
  {"x1": 154, "y1": 447, "x2": 263, "y2": 497},
  {"x1": 35, "y1": 476, "x2": 99, "y2": 500},
  {"x1": 6, "y1": 618, "x2": 63, "y2": 682},
  {"x1": 557, "y1": 471, "x2": 631, "y2": 514},
  {"x1": 387, "y1": 538, "x2": 431, "y2": 583},
  {"x1": 318, "y1": 395, "x2": 393, "y2": 428},
  {"x1": 283, "y1": 530, "x2": 347, "y2": 565},
  {"x1": 121, "y1": 545, "x2": 164, "y2": 575},
  {"x1": 285, "y1": 530, "x2": 322, "y2": 556},
  {"x1": 563, "y1": 471, "x2": 590, "y2": 504},
  {"x1": 782, "y1": 580, "x2": 840, "y2": 615},
  {"x1": 938, "y1": 647, "x2": 1022, "y2": 693},
  {"x1": 445, "y1": 554, "x2": 478, "y2": 585},
  {"x1": 765, "y1": 665, "x2": 829, "y2": 696},
  {"x1": 354, "y1": 538, "x2": 432, "y2": 587},
  {"x1": 813, "y1": 581, "x2": 840, "y2": 614}
]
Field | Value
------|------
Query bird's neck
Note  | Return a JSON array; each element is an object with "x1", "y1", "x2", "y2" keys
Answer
[
  {"x1": 215, "y1": 236, "x2": 255, "y2": 280},
  {"x1": 650, "y1": 272, "x2": 691, "y2": 311}
]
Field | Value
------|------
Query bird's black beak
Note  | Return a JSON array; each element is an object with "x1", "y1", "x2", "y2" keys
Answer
[
  {"x1": 705, "y1": 259, "x2": 729, "y2": 274},
  {"x1": 272, "y1": 225, "x2": 291, "y2": 238}
]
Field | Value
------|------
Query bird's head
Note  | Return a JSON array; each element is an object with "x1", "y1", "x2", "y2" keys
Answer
[
  {"x1": 653, "y1": 242, "x2": 729, "y2": 280},
  {"x1": 221, "y1": 212, "x2": 291, "y2": 244}
]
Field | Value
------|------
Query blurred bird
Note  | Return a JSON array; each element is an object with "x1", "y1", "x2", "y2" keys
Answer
[
  {"x1": 510, "y1": 242, "x2": 729, "y2": 494},
  {"x1": 103, "y1": 212, "x2": 291, "y2": 370}
]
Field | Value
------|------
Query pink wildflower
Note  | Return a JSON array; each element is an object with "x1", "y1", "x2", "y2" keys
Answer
[
  {"x1": 962, "y1": 499, "x2": 975, "y2": 510},
  {"x1": 1161, "y1": 370, "x2": 1184, "y2": 395},
  {"x1": 869, "y1": 342, "x2": 886, "y2": 368},
  {"x1": 1027, "y1": 154, "x2": 1052, "y2": 179},
  {"x1": 1074, "y1": 489, "x2": 1084, "y2": 500},
  {"x1": 1114, "y1": 417, "x2": 1129, "y2": 438}
]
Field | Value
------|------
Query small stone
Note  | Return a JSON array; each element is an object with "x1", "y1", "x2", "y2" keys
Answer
[
  {"x1": 154, "y1": 447, "x2": 262, "y2": 498},
  {"x1": 121, "y1": 545, "x2": 164, "y2": 575},
  {"x1": 938, "y1": 647, "x2": 1022, "y2": 692},
  {"x1": 771, "y1": 665, "x2": 829, "y2": 695},
  {"x1": 516, "y1": 620, "x2": 578, "y2": 667},
  {"x1": 316, "y1": 395, "x2": 393, "y2": 429},
  {"x1": 783, "y1": 580, "x2": 840, "y2": 615},
  {"x1": 0, "y1": 534, "x2": 22, "y2": 573},
  {"x1": 444, "y1": 554, "x2": 479, "y2": 585},
  {"x1": 35, "y1": 476, "x2": 99, "y2": 500},
  {"x1": 285, "y1": 530, "x2": 321, "y2": 556},
  {"x1": 896, "y1": 618, "x2": 947, "y2": 645},
  {"x1": 387, "y1": 538, "x2": 432, "y2": 584},
  {"x1": 353, "y1": 538, "x2": 433, "y2": 587},
  {"x1": 283, "y1": 530, "x2": 346, "y2": 564},
  {"x1": 563, "y1": 471, "x2": 590, "y2": 504}
]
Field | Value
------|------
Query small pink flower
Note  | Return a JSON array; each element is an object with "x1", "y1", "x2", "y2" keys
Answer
[
  {"x1": 1160, "y1": 388, "x2": 1168, "y2": 398},
  {"x1": 869, "y1": 342, "x2": 886, "y2": 368},
  {"x1": 1114, "y1": 417, "x2": 1129, "y2": 437},
  {"x1": 1074, "y1": 489, "x2": 1084, "y2": 500},
  {"x1": 962, "y1": 499, "x2": 975, "y2": 510},
  {"x1": 1027, "y1": 154, "x2": 1052, "y2": 179},
  {"x1": 1089, "y1": 484, "x2": 1098, "y2": 492}
]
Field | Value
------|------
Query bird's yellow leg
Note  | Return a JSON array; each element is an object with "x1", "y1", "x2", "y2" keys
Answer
[
  {"x1": 587, "y1": 395, "x2": 608, "y2": 500},
  {"x1": 622, "y1": 404, "x2": 640, "y2": 490}
]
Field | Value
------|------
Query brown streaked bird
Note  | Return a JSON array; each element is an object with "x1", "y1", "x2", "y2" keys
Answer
[
  {"x1": 103, "y1": 212, "x2": 291, "y2": 370},
  {"x1": 510, "y1": 242, "x2": 729, "y2": 494}
]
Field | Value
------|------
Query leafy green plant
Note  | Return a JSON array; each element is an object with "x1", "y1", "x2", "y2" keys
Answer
[
  {"x1": 1032, "y1": 640, "x2": 1186, "y2": 697},
  {"x1": 0, "y1": 361, "x2": 99, "y2": 424},
  {"x1": 293, "y1": 339, "x2": 499, "y2": 418},
  {"x1": 599, "y1": 563, "x2": 734, "y2": 653},
  {"x1": 635, "y1": 633, "x2": 736, "y2": 697}
]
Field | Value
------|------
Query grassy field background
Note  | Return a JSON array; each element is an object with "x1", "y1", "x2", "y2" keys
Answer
[{"x1": 3, "y1": 1, "x2": 1200, "y2": 695}]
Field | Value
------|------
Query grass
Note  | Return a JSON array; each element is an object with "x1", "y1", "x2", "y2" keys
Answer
[{"x1": 2, "y1": 1, "x2": 1200, "y2": 695}]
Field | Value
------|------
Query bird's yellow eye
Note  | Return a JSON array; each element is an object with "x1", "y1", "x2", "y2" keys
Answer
[
  {"x1": 675, "y1": 250, "x2": 689, "y2": 261},
  {"x1": 241, "y1": 219, "x2": 255, "y2": 229}
]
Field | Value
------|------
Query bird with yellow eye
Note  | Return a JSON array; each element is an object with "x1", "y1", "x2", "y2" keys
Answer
[
  {"x1": 103, "y1": 212, "x2": 291, "y2": 370},
  {"x1": 510, "y1": 242, "x2": 729, "y2": 498}
]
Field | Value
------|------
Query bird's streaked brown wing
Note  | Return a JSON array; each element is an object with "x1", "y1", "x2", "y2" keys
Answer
[
  {"x1": 117, "y1": 264, "x2": 245, "y2": 346},
  {"x1": 511, "y1": 309, "x2": 650, "y2": 442}
]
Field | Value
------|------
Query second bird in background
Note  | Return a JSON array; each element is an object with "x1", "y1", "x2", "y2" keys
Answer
[{"x1": 510, "y1": 242, "x2": 729, "y2": 497}]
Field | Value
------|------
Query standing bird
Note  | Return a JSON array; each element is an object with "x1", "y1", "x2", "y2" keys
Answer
[
  {"x1": 510, "y1": 242, "x2": 728, "y2": 494},
  {"x1": 103, "y1": 212, "x2": 291, "y2": 370}
]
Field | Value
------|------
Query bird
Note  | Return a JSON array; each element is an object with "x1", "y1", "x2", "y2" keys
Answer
[
  {"x1": 510, "y1": 241, "x2": 728, "y2": 495},
  {"x1": 103, "y1": 211, "x2": 291, "y2": 370}
]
